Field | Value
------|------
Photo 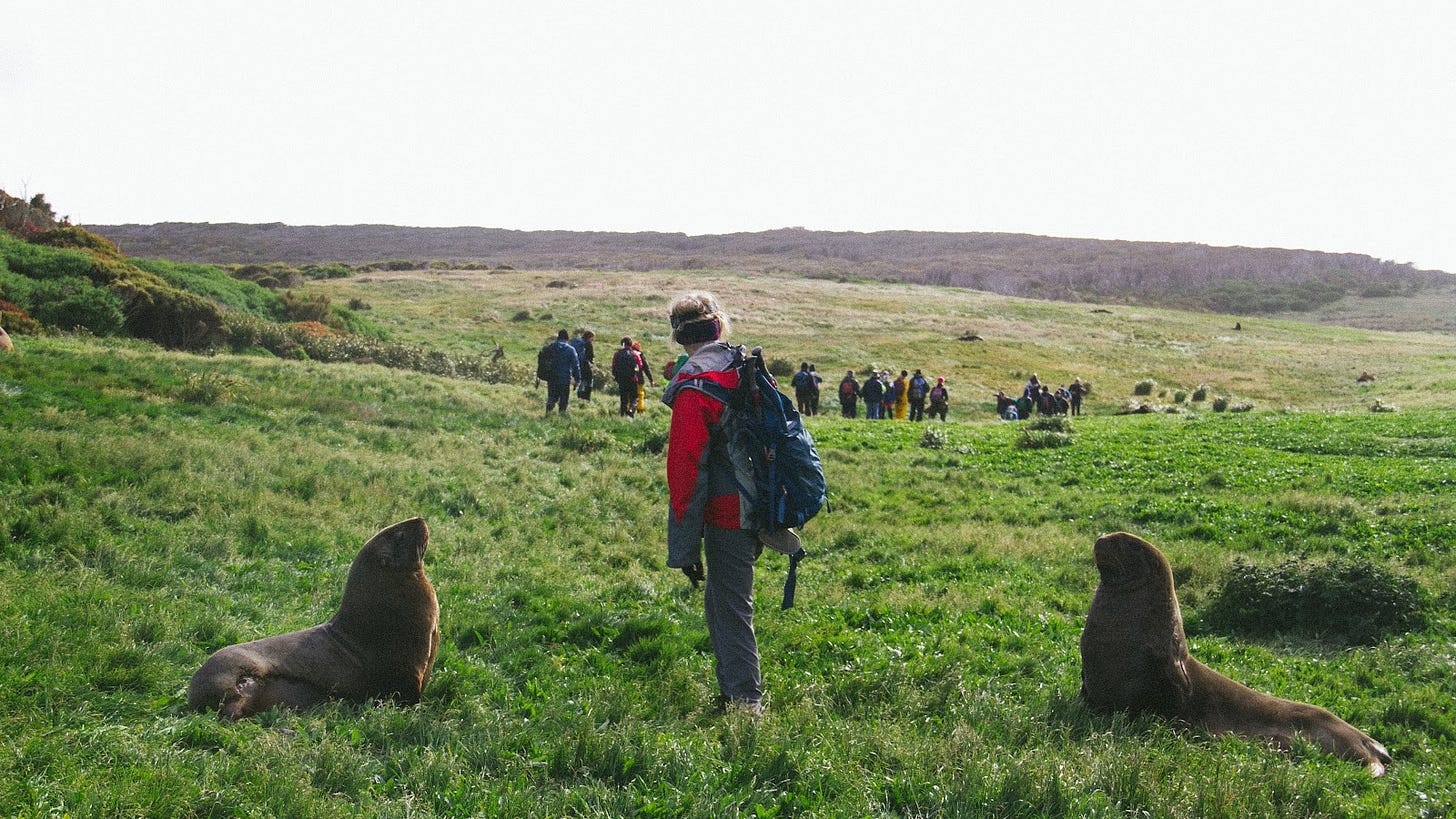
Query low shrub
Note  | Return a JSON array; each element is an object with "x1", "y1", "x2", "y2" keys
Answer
[
  {"x1": 1133, "y1": 378, "x2": 1156, "y2": 396},
  {"x1": 27, "y1": 277, "x2": 125, "y2": 335},
  {"x1": 1198, "y1": 555, "x2": 1429, "y2": 645},
  {"x1": 1191, "y1": 384, "x2": 1210, "y2": 402},
  {"x1": 175, "y1": 371, "x2": 241, "y2": 405},
  {"x1": 1016, "y1": 428, "x2": 1072, "y2": 449},
  {"x1": 1026, "y1": 416, "x2": 1073, "y2": 433},
  {"x1": 1, "y1": 298, "x2": 43, "y2": 335},
  {"x1": 1211, "y1": 396, "x2": 1230, "y2": 412},
  {"x1": 29, "y1": 226, "x2": 123, "y2": 259},
  {"x1": 919, "y1": 427, "x2": 947, "y2": 449}
]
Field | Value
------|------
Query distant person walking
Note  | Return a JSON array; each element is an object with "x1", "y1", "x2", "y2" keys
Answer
[
  {"x1": 838, "y1": 370, "x2": 860, "y2": 418},
  {"x1": 612, "y1": 336, "x2": 643, "y2": 416},
  {"x1": 791, "y1": 363, "x2": 815, "y2": 416},
  {"x1": 808, "y1": 364, "x2": 823, "y2": 416},
  {"x1": 861, "y1": 370, "x2": 884, "y2": 420},
  {"x1": 571, "y1": 330, "x2": 596, "y2": 400},
  {"x1": 1068, "y1": 377, "x2": 1086, "y2": 416},
  {"x1": 892, "y1": 370, "x2": 910, "y2": 420},
  {"x1": 927, "y1": 377, "x2": 949, "y2": 421},
  {"x1": 542, "y1": 329, "x2": 580, "y2": 415},
  {"x1": 907, "y1": 369, "x2": 930, "y2": 421},
  {"x1": 632, "y1": 340, "x2": 655, "y2": 414}
]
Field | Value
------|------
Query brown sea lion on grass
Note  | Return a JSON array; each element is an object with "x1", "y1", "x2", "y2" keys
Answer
[
  {"x1": 1079, "y1": 531, "x2": 1390, "y2": 776},
  {"x1": 188, "y1": 517, "x2": 440, "y2": 720}
]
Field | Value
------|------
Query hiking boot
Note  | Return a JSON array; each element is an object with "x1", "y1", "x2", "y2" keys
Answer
[{"x1": 713, "y1": 695, "x2": 764, "y2": 717}]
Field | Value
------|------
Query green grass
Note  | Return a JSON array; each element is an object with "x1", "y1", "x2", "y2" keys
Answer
[{"x1": 2, "y1": 268, "x2": 1454, "y2": 816}]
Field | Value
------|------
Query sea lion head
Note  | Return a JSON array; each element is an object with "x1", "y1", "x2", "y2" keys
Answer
[
  {"x1": 361, "y1": 516, "x2": 428, "y2": 571},
  {"x1": 1093, "y1": 531, "x2": 1174, "y2": 594},
  {"x1": 339, "y1": 517, "x2": 433, "y2": 611},
  {"x1": 1081, "y1": 532, "x2": 1191, "y2": 715}
]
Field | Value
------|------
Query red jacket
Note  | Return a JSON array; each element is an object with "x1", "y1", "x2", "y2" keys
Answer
[{"x1": 661, "y1": 343, "x2": 746, "y2": 566}]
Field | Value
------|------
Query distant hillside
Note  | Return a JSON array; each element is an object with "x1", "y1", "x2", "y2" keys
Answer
[{"x1": 89, "y1": 222, "x2": 1456, "y2": 328}]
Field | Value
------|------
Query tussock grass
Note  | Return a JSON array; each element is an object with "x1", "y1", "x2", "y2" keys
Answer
[{"x1": 2, "y1": 269, "x2": 1454, "y2": 815}]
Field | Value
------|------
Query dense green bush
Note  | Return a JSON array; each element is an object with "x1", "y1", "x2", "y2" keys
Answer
[
  {"x1": 26, "y1": 277, "x2": 125, "y2": 335},
  {"x1": 1197, "y1": 556, "x2": 1429, "y2": 645},
  {"x1": 0, "y1": 234, "x2": 225, "y2": 348},
  {"x1": 1026, "y1": 416, "x2": 1073, "y2": 433},
  {"x1": 218, "y1": 313, "x2": 528, "y2": 384},
  {"x1": 1133, "y1": 378, "x2": 1156, "y2": 396},
  {"x1": 130, "y1": 258, "x2": 285, "y2": 319},
  {"x1": 281, "y1": 290, "x2": 332, "y2": 323},
  {"x1": 28, "y1": 226, "x2": 123, "y2": 259},
  {"x1": 1196, "y1": 278, "x2": 1348, "y2": 314}
]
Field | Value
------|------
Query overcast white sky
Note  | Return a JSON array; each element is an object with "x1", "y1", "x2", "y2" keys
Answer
[{"x1": 5, "y1": 2, "x2": 1455, "y2": 272}]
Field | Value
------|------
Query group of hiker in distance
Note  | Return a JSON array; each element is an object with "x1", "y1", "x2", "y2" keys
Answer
[{"x1": 537, "y1": 328, "x2": 1090, "y2": 424}]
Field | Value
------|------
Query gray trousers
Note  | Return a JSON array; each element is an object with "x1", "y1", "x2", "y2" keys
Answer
[{"x1": 704, "y1": 525, "x2": 761, "y2": 704}]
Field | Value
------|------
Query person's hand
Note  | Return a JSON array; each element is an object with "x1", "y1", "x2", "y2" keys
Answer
[{"x1": 681, "y1": 562, "x2": 704, "y2": 589}]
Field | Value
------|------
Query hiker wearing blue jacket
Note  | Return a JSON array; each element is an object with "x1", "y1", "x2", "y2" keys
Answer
[{"x1": 543, "y1": 329, "x2": 580, "y2": 415}]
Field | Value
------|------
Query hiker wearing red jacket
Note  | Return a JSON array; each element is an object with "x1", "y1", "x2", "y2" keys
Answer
[{"x1": 660, "y1": 291, "x2": 763, "y2": 715}]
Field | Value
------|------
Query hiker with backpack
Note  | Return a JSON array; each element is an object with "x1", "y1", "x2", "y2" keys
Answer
[
  {"x1": 632, "y1": 340, "x2": 655, "y2": 414},
  {"x1": 927, "y1": 376, "x2": 949, "y2": 421},
  {"x1": 660, "y1": 292, "x2": 766, "y2": 714},
  {"x1": 570, "y1": 330, "x2": 596, "y2": 400},
  {"x1": 612, "y1": 337, "x2": 642, "y2": 417},
  {"x1": 860, "y1": 370, "x2": 883, "y2": 419},
  {"x1": 838, "y1": 370, "x2": 860, "y2": 418},
  {"x1": 907, "y1": 369, "x2": 930, "y2": 421},
  {"x1": 791, "y1": 362, "x2": 815, "y2": 416},
  {"x1": 538, "y1": 329, "x2": 581, "y2": 416},
  {"x1": 661, "y1": 292, "x2": 826, "y2": 715}
]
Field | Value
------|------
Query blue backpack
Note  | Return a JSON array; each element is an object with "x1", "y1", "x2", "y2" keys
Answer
[{"x1": 693, "y1": 346, "x2": 828, "y2": 607}]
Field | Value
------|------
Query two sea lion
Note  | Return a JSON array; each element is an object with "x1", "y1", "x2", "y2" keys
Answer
[
  {"x1": 1080, "y1": 531, "x2": 1390, "y2": 776},
  {"x1": 188, "y1": 517, "x2": 440, "y2": 720}
]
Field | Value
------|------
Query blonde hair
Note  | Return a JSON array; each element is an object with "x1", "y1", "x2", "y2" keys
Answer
[{"x1": 668, "y1": 291, "x2": 731, "y2": 342}]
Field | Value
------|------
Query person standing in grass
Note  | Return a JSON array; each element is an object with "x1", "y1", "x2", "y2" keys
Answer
[
  {"x1": 792, "y1": 362, "x2": 814, "y2": 415},
  {"x1": 543, "y1": 329, "x2": 580, "y2": 416},
  {"x1": 860, "y1": 370, "x2": 884, "y2": 419},
  {"x1": 907, "y1": 369, "x2": 930, "y2": 421},
  {"x1": 838, "y1": 370, "x2": 860, "y2": 418},
  {"x1": 571, "y1": 330, "x2": 596, "y2": 400},
  {"x1": 612, "y1": 337, "x2": 642, "y2": 416},
  {"x1": 632, "y1": 340, "x2": 655, "y2": 414},
  {"x1": 927, "y1": 376, "x2": 949, "y2": 421},
  {"x1": 661, "y1": 291, "x2": 764, "y2": 716},
  {"x1": 1068, "y1": 377, "x2": 1086, "y2": 416},
  {"x1": 892, "y1": 370, "x2": 910, "y2": 420}
]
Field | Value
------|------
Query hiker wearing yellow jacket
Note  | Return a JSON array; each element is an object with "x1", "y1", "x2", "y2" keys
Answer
[{"x1": 892, "y1": 370, "x2": 910, "y2": 420}]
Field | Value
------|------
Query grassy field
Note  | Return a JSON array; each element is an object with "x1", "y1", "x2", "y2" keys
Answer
[{"x1": 2, "y1": 269, "x2": 1454, "y2": 816}]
